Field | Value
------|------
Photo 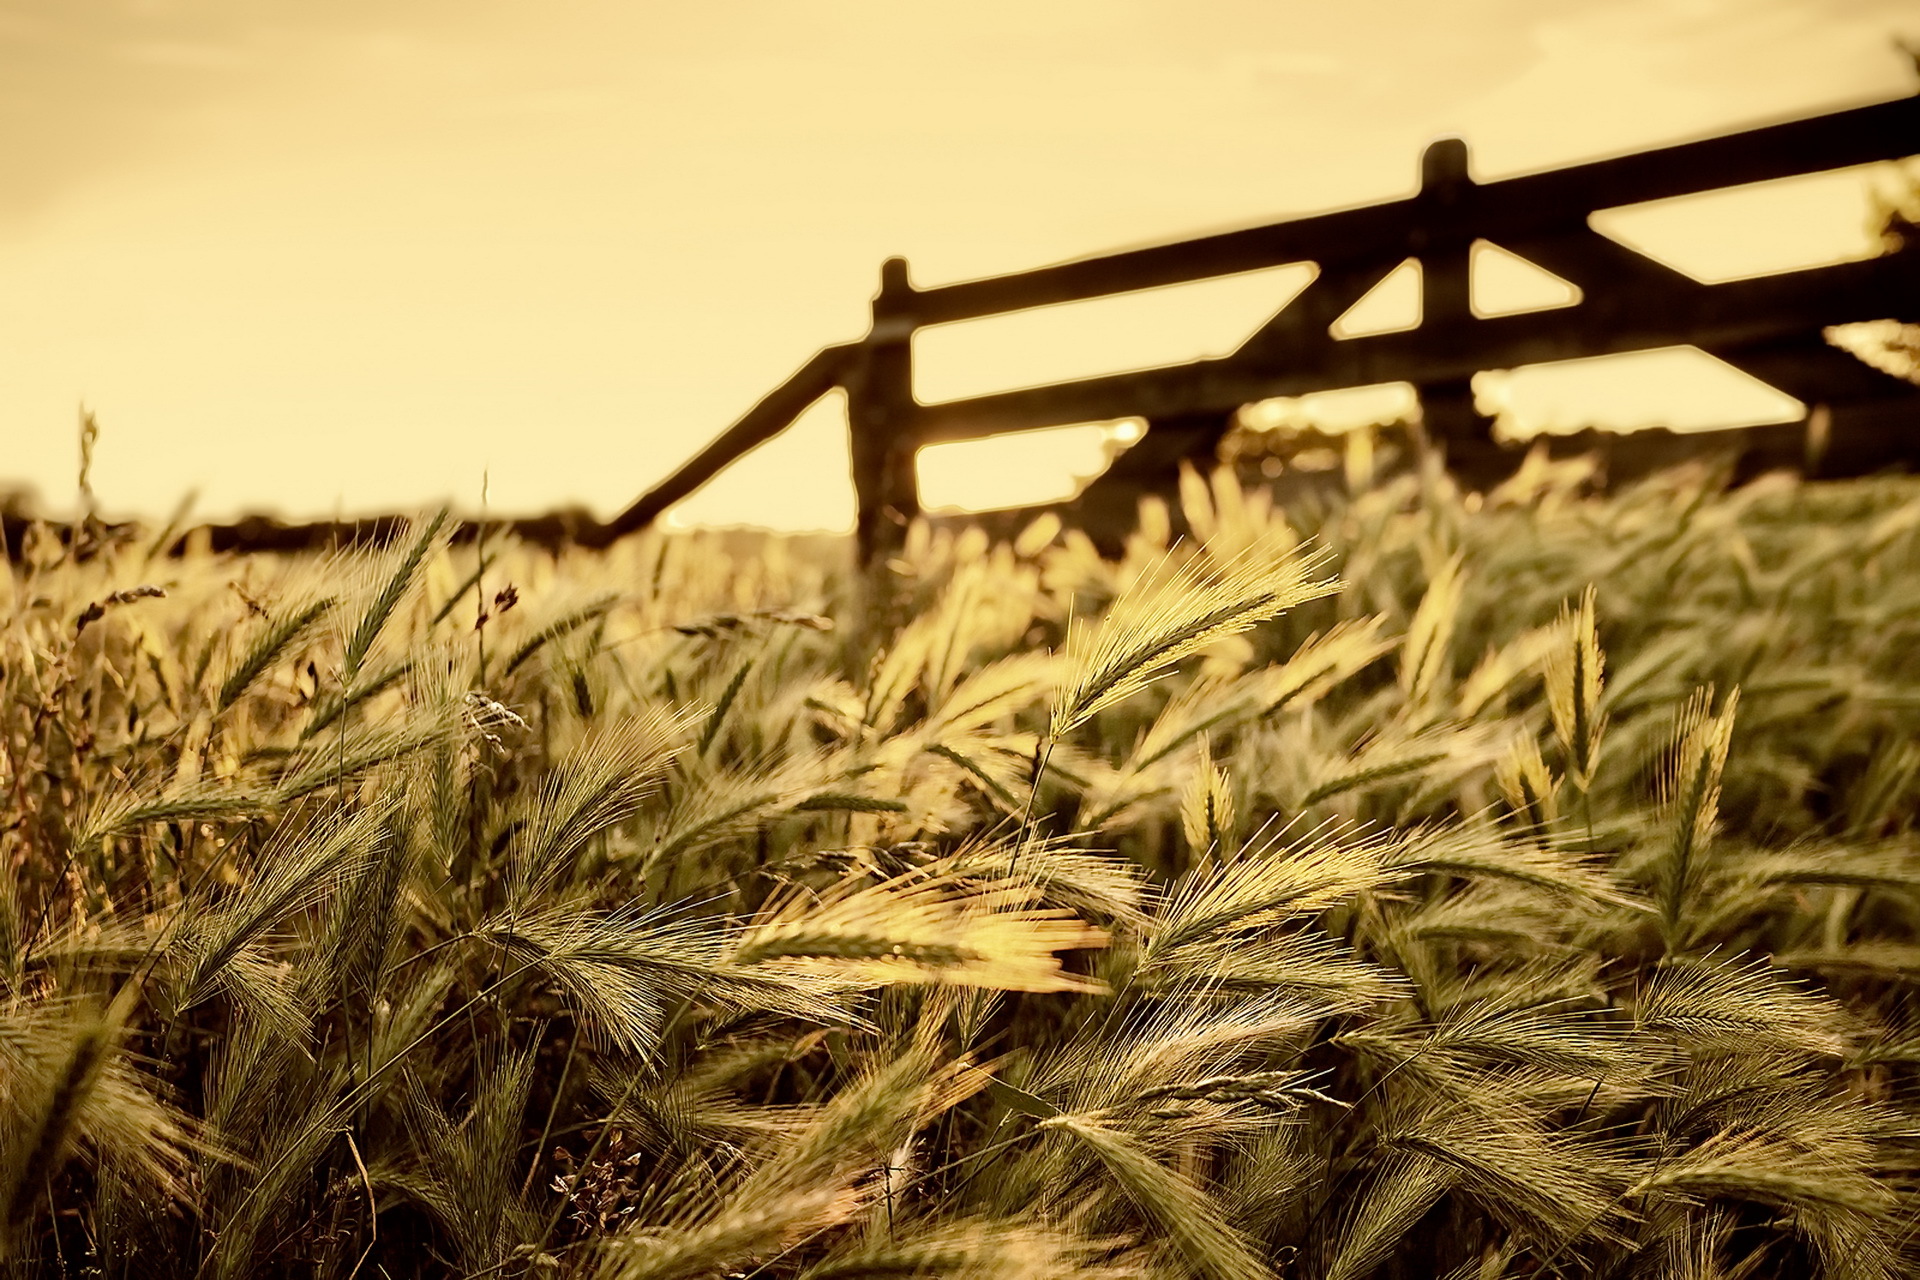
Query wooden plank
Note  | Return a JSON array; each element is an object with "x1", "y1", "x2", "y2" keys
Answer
[
  {"x1": 907, "y1": 203, "x2": 1412, "y2": 325},
  {"x1": 908, "y1": 248, "x2": 1920, "y2": 441},
  {"x1": 585, "y1": 343, "x2": 858, "y2": 548},
  {"x1": 907, "y1": 95, "x2": 1920, "y2": 324},
  {"x1": 1478, "y1": 94, "x2": 1920, "y2": 238}
]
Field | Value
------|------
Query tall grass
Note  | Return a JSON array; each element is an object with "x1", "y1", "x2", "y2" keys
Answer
[{"x1": 5, "y1": 451, "x2": 1920, "y2": 1277}]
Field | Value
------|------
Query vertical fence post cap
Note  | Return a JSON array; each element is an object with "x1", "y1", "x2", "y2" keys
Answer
[
  {"x1": 870, "y1": 257, "x2": 918, "y2": 342},
  {"x1": 878, "y1": 256, "x2": 914, "y2": 300},
  {"x1": 1420, "y1": 137, "x2": 1473, "y2": 191}
]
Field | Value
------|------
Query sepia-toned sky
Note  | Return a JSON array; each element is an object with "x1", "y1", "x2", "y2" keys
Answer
[{"x1": 1, "y1": 0, "x2": 1915, "y2": 530}]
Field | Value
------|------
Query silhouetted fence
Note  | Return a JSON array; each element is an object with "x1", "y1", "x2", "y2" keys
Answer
[{"x1": 618, "y1": 92, "x2": 1920, "y2": 559}]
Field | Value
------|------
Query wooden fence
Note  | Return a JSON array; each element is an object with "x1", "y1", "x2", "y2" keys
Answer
[{"x1": 611, "y1": 91, "x2": 1920, "y2": 559}]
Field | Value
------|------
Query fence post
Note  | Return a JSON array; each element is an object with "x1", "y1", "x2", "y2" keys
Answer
[
  {"x1": 850, "y1": 257, "x2": 921, "y2": 564},
  {"x1": 1413, "y1": 138, "x2": 1494, "y2": 451}
]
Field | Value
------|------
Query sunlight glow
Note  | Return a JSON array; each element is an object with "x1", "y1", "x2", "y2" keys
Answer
[
  {"x1": 1330, "y1": 259, "x2": 1421, "y2": 337},
  {"x1": 916, "y1": 421, "x2": 1138, "y2": 513},
  {"x1": 1239, "y1": 383, "x2": 1420, "y2": 434},
  {"x1": 1589, "y1": 163, "x2": 1896, "y2": 283},
  {"x1": 1475, "y1": 346, "x2": 1804, "y2": 437},
  {"x1": 1471, "y1": 240, "x2": 1582, "y2": 315}
]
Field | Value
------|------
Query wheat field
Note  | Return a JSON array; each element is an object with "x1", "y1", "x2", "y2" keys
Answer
[{"x1": 4, "y1": 449, "x2": 1920, "y2": 1278}]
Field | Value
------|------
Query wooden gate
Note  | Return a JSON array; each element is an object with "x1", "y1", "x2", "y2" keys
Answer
[{"x1": 570, "y1": 94, "x2": 1920, "y2": 555}]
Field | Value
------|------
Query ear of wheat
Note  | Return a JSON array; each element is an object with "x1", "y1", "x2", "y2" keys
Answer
[
  {"x1": 1050, "y1": 537, "x2": 1336, "y2": 738},
  {"x1": 8, "y1": 453, "x2": 1920, "y2": 1276},
  {"x1": 1544, "y1": 585, "x2": 1607, "y2": 789}
]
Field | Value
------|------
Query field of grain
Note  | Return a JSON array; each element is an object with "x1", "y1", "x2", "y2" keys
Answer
[{"x1": 5, "y1": 453, "x2": 1920, "y2": 1279}]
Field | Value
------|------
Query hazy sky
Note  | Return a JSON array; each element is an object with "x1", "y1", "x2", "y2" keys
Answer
[{"x1": 1, "y1": 0, "x2": 1915, "y2": 529}]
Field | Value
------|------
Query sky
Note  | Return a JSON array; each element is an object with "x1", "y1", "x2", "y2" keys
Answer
[{"x1": 0, "y1": 0, "x2": 1915, "y2": 530}]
